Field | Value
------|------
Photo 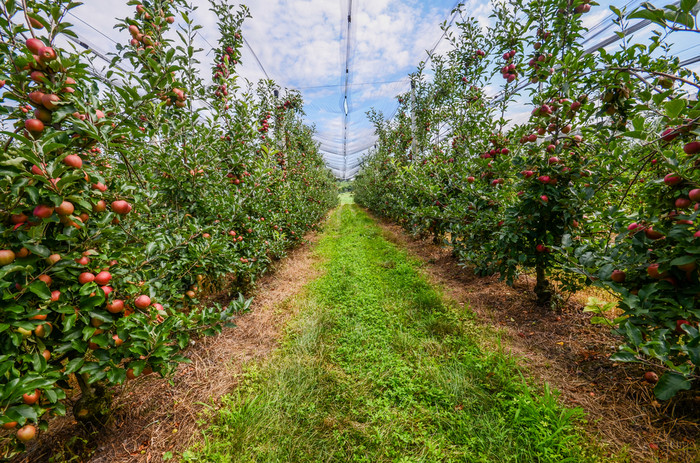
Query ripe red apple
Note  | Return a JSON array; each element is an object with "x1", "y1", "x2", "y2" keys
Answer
[
  {"x1": 676, "y1": 319, "x2": 692, "y2": 334},
  {"x1": 643, "y1": 371, "x2": 659, "y2": 384},
  {"x1": 94, "y1": 271, "x2": 111, "y2": 285},
  {"x1": 26, "y1": 38, "x2": 44, "y2": 54},
  {"x1": 22, "y1": 389, "x2": 40, "y2": 405},
  {"x1": 112, "y1": 334, "x2": 123, "y2": 346},
  {"x1": 16, "y1": 424, "x2": 36, "y2": 442},
  {"x1": 93, "y1": 200, "x2": 107, "y2": 213},
  {"x1": 76, "y1": 255, "x2": 89, "y2": 265},
  {"x1": 111, "y1": 200, "x2": 132, "y2": 215},
  {"x1": 0, "y1": 250, "x2": 16, "y2": 266},
  {"x1": 56, "y1": 200, "x2": 74, "y2": 216},
  {"x1": 78, "y1": 272, "x2": 95, "y2": 284},
  {"x1": 661, "y1": 127, "x2": 678, "y2": 142},
  {"x1": 466, "y1": 176, "x2": 475, "y2": 183},
  {"x1": 2, "y1": 421, "x2": 17, "y2": 430},
  {"x1": 25, "y1": 118, "x2": 44, "y2": 134},
  {"x1": 611, "y1": 270, "x2": 626, "y2": 283},
  {"x1": 684, "y1": 141, "x2": 700, "y2": 155},
  {"x1": 63, "y1": 154, "x2": 83, "y2": 168},
  {"x1": 46, "y1": 254, "x2": 60, "y2": 265},
  {"x1": 106, "y1": 299, "x2": 124, "y2": 314},
  {"x1": 675, "y1": 197, "x2": 691, "y2": 209},
  {"x1": 647, "y1": 263, "x2": 666, "y2": 279},
  {"x1": 38, "y1": 274, "x2": 52, "y2": 286},
  {"x1": 664, "y1": 173, "x2": 682, "y2": 186},
  {"x1": 540, "y1": 195, "x2": 549, "y2": 202},
  {"x1": 92, "y1": 182, "x2": 108, "y2": 192},
  {"x1": 33, "y1": 205, "x2": 54, "y2": 218},
  {"x1": 644, "y1": 228, "x2": 664, "y2": 240},
  {"x1": 41, "y1": 93, "x2": 59, "y2": 110},
  {"x1": 134, "y1": 295, "x2": 151, "y2": 309},
  {"x1": 38, "y1": 46, "x2": 56, "y2": 63}
]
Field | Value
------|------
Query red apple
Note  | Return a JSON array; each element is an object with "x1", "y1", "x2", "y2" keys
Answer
[
  {"x1": 33, "y1": 205, "x2": 54, "y2": 218},
  {"x1": 63, "y1": 154, "x2": 83, "y2": 168},
  {"x1": 106, "y1": 299, "x2": 124, "y2": 314},
  {"x1": 664, "y1": 173, "x2": 682, "y2": 186},
  {"x1": 16, "y1": 424, "x2": 36, "y2": 442},
  {"x1": 683, "y1": 141, "x2": 700, "y2": 155},
  {"x1": 26, "y1": 38, "x2": 44, "y2": 54},
  {"x1": 611, "y1": 270, "x2": 626, "y2": 283},
  {"x1": 25, "y1": 118, "x2": 44, "y2": 134},
  {"x1": 111, "y1": 200, "x2": 132, "y2": 215},
  {"x1": 78, "y1": 272, "x2": 95, "y2": 284},
  {"x1": 94, "y1": 271, "x2": 111, "y2": 285},
  {"x1": 134, "y1": 295, "x2": 151, "y2": 309}
]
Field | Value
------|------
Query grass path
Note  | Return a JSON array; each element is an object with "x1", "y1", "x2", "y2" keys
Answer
[{"x1": 182, "y1": 204, "x2": 604, "y2": 462}]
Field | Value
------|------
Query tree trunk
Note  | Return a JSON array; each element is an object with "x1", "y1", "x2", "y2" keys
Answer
[
  {"x1": 73, "y1": 373, "x2": 109, "y2": 428},
  {"x1": 534, "y1": 259, "x2": 553, "y2": 306}
]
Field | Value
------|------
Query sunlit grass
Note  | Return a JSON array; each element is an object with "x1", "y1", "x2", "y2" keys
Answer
[{"x1": 183, "y1": 204, "x2": 610, "y2": 463}]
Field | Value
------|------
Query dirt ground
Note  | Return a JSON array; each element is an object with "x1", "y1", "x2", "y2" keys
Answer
[
  {"x1": 371, "y1": 213, "x2": 700, "y2": 463},
  {"x1": 9, "y1": 228, "x2": 324, "y2": 463}
]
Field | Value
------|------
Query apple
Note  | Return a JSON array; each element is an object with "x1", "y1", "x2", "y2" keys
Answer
[
  {"x1": 33, "y1": 205, "x2": 54, "y2": 218},
  {"x1": 684, "y1": 141, "x2": 700, "y2": 155},
  {"x1": 643, "y1": 371, "x2": 659, "y2": 384},
  {"x1": 647, "y1": 263, "x2": 666, "y2": 279},
  {"x1": 56, "y1": 200, "x2": 75, "y2": 216},
  {"x1": 25, "y1": 118, "x2": 44, "y2": 134},
  {"x1": 42, "y1": 349, "x2": 51, "y2": 361},
  {"x1": 675, "y1": 197, "x2": 691, "y2": 209},
  {"x1": 0, "y1": 250, "x2": 16, "y2": 266},
  {"x1": 41, "y1": 93, "x2": 60, "y2": 110},
  {"x1": 664, "y1": 173, "x2": 682, "y2": 186},
  {"x1": 2, "y1": 421, "x2": 17, "y2": 430},
  {"x1": 92, "y1": 182, "x2": 108, "y2": 192},
  {"x1": 104, "y1": 298, "x2": 124, "y2": 314},
  {"x1": 466, "y1": 176, "x2": 475, "y2": 183},
  {"x1": 94, "y1": 271, "x2": 111, "y2": 285},
  {"x1": 46, "y1": 254, "x2": 60, "y2": 265},
  {"x1": 644, "y1": 228, "x2": 664, "y2": 240},
  {"x1": 38, "y1": 274, "x2": 52, "y2": 286},
  {"x1": 16, "y1": 424, "x2": 36, "y2": 442},
  {"x1": 661, "y1": 127, "x2": 678, "y2": 142},
  {"x1": 134, "y1": 295, "x2": 151, "y2": 309},
  {"x1": 26, "y1": 38, "x2": 44, "y2": 54},
  {"x1": 78, "y1": 272, "x2": 95, "y2": 284},
  {"x1": 111, "y1": 200, "x2": 132, "y2": 215},
  {"x1": 676, "y1": 319, "x2": 692, "y2": 334},
  {"x1": 112, "y1": 334, "x2": 123, "y2": 347},
  {"x1": 611, "y1": 270, "x2": 626, "y2": 283},
  {"x1": 540, "y1": 195, "x2": 549, "y2": 202},
  {"x1": 38, "y1": 46, "x2": 56, "y2": 63},
  {"x1": 63, "y1": 154, "x2": 83, "y2": 168},
  {"x1": 22, "y1": 389, "x2": 40, "y2": 405},
  {"x1": 101, "y1": 286, "x2": 113, "y2": 296}
]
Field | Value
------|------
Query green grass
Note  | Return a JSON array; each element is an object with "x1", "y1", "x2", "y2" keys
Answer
[
  {"x1": 183, "y1": 205, "x2": 605, "y2": 463},
  {"x1": 338, "y1": 192, "x2": 355, "y2": 204}
]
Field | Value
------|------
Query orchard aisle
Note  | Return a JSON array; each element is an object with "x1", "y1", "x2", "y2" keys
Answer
[{"x1": 182, "y1": 201, "x2": 605, "y2": 462}]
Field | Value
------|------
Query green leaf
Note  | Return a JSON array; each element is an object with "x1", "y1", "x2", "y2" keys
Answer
[
  {"x1": 665, "y1": 98, "x2": 686, "y2": 119},
  {"x1": 610, "y1": 352, "x2": 639, "y2": 362},
  {"x1": 28, "y1": 280, "x2": 52, "y2": 300},
  {"x1": 654, "y1": 372, "x2": 691, "y2": 400},
  {"x1": 670, "y1": 255, "x2": 695, "y2": 266}
]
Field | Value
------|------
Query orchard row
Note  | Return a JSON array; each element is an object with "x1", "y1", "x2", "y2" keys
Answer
[
  {"x1": 355, "y1": 0, "x2": 700, "y2": 400},
  {"x1": 0, "y1": 0, "x2": 336, "y2": 455}
]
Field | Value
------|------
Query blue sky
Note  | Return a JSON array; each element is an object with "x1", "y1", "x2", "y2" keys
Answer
[{"x1": 50, "y1": 1, "x2": 700, "y2": 178}]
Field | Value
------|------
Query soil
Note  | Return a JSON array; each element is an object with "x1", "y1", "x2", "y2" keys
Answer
[
  {"x1": 371, "y1": 212, "x2": 700, "y2": 463},
  {"x1": 9, "y1": 229, "x2": 324, "y2": 463}
]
